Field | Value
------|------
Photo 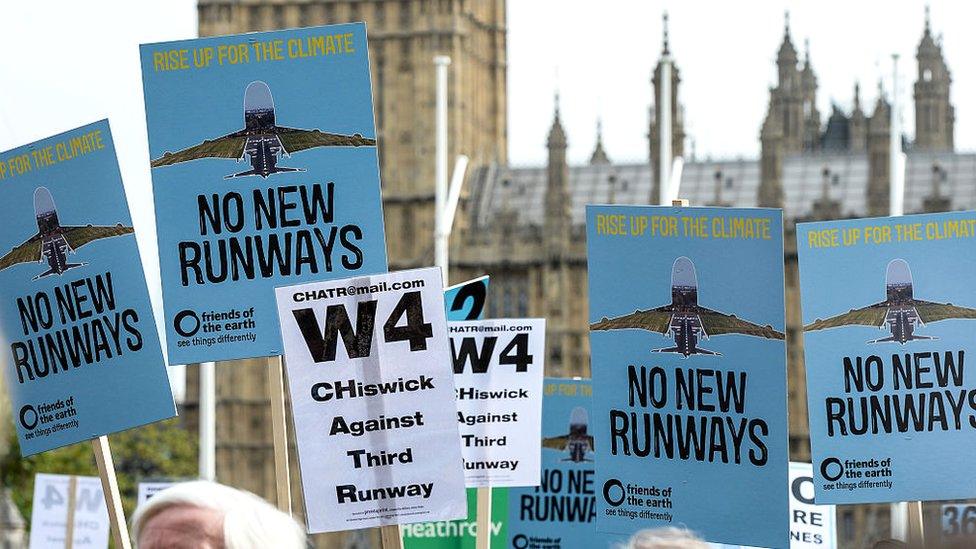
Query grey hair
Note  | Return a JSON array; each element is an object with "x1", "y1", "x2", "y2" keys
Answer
[
  {"x1": 131, "y1": 480, "x2": 305, "y2": 548},
  {"x1": 623, "y1": 527, "x2": 710, "y2": 549}
]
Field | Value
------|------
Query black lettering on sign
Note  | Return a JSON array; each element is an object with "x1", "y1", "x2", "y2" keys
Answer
[
  {"x1": 450, "y1": 279, "x2": 487, "y2": 320},
  {"x1": 451, "y1": 332, "x2": 534, "y2": 374},
  {"x1": 293, "y1": 291, "x2": 432, "y2": 362},
  {"x1": 383, "y1": 291, "x2": 433, "y2": 351}
]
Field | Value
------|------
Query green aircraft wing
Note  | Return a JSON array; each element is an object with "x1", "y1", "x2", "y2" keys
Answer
[
  {"x1": 698, "y1": 308, "x2": 785, "y2": 339},
  {"x1": 0, "y1": 234, "x2": 42, "y2": 271},
  {"x1": 804, "y1": 302, "x2": 888, "y2": 331},
  {"x1": 275, "y1": 127, "x2": 376, "y2": 154},
  {"x1": 589, "y1": 306, "x2": 672, "y2": 334},
  {"x1": 541, "y1": 435, "x2": 569, "y2": 450},
  {"x1": 150, "y1": 134, "x2": 247, "y2": 167},
  {"x1": 914, "y1": 300, "x2": 976, "y2": 324},
  {"x1": 63, "y1": 224, "x2": 134, "y2": 250}
]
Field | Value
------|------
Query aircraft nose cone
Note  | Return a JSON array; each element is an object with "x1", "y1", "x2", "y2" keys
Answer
[
  {"x1": 33, "y1": 186, "x2": 56, "y2": 215},
  {"x1": 885, "y1": 258, "x2": 912, "y2": 286},
  {"x1": 569, "y1": 406, "x2": 588, "y2": 427},
  {"x1": 671, "y1": 256, "x2": 698, "y2": 288},
  {"x1": 244, "y1": 80, "x2": 274, "y2": 112}
]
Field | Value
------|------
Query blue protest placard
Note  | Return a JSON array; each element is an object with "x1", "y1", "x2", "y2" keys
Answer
[
  {"x1": 140, "y1": 23, "x2": 387, "y2": 363},
  {"x1": 798, "y1": 212, "x2": 976, "y2": 504},
  {"x1": 444, "y1": 276, "x2": 489, "y2": 322},
  {"x1": 507, "y1": 378, "x2": 626, "y2": 549},
  {"x1": 587, "y1": 205, "x2": 788, "y2": 548},
  {"x1": 0, "y1": 121, "x2": 175, "y2": 456}
]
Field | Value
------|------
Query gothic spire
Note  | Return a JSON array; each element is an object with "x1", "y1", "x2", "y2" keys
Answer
[
  {"x1": 662, "y1": 11, "x2": 670, "y2": 55},
  {"x1": 590, "y1": 118, "x2": 610, "y2": 165},
  {"x1": 777, "y1": 10, "x2": 798, "y2": 64},
  {"x1": 548, "y1": 90, "x2": 566, "y2": 148}
]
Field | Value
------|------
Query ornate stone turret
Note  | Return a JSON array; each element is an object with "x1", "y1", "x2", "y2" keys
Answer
[
  {"x1": 914, "y1": 5, "x2": 954, "y2": 151},
  {"x1": 649, "y1": 12, "x2": 685, "y2": 203},
  {"x1": 849, "y1": 82, "x2": 867, "y2": 151},
  {"x1": 589, "y1": 118, "x2": 610, "y2": 165},
  {"x1": 545, "y1": 93, "x2": 570, "y2": 254},
  {"x1": 866, "y1": 81, "x2": 891, "y2": 216}
]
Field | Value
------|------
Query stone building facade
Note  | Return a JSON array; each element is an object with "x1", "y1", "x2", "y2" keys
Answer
[{"x1": 187, "y1": 2, "x2": 962, "y2": 547}]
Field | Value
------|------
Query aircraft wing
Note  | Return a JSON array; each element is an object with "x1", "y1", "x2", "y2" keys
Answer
[
  {"x1": 698, "y1": 308, "x2": 785, "y2": 339},
  {"x1": 585, "y1": 435, "x2": 595, "y2": 451},
  {"x1": 914, "y1": 300, "x2": 976, "y2": 324},
  {"x1": 590, "y1": 306, "x2": 672, "y2": 334},
  {"x1": 62, "y1": 225, "x2": 134, "y2": 250},
  {"x1": 803, "y1": 302, "x2": 888, "y2": 331},
  {"x1": 275, "y1": 127, "x2": 376, "y2": 154},
  {"x1": 0, "y1": 234, "x2": 42, "y2": 270},
  {"x1": 541, "y1": 435, "x2": 569, "y2": 451},
  {"x1": 150, "y1": 133, "x2": 247, "y2": 167}
]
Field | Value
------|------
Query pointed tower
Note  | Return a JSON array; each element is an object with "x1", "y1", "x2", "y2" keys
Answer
[
  {"x1": 759, "y1": 12, "x2": 802, "y2": 208},
  {"x1": 849, "y1": 82, "x2": 867, "y2": 152},
  {"x1": 867, "y1": 81, "x2": 891, "y2": 216},
  {"x1": 771, "y1": 11, "x2": 804, "y2": 152},
  {"x1": 759, "y1": 94, "x2": 785, "y2": 208},
  {"x1": 801, "y1": 39, "x2": 822, "y2": 151},
  {"x1": 649, "y1": 12, "x2": 685, "y2": 203},
  {"x1": 590, "y1": 118, "x2": 610, "y2": 165},
  {"x1": 545, "y1": 93, "x2": 571, "y2": 254},
  {"x1": 914, "y1": 5, "x2": 954, "y2": 151},
  {"x1": 542, "y1": 93, "x2": 573, "y2": 376}
]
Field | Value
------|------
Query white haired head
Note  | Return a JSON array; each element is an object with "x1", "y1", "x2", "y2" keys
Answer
[
  {"x1": 131, "y1": 480, "x2": 305, "y2": 549},
  {"x1": 624, "y1": 527, "x2": 709, "y2": 549}
]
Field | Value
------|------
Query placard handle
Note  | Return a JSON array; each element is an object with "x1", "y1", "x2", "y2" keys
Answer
[
  {"x1": 476, "y1": 487, "x2": 492, "y2": 549},
  {"x1": 907, "y1": 500, "x2": 924, "y2": 546},
  {"x1": 380, "y1": 525, "x2": 404, "y2": 549},
  {"x1": 65, "y1": 475, "x2": 77, "y2": 549},
  {"x1": 268, "y1": 355, "x2": 292, "y2": 515},
  {"x1": 91, "y1": 436, "x2": 131, "y2": 549}
]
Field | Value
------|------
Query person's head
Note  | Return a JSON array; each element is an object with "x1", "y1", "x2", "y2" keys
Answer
[
  {"x1": 131, "y1": 480, "x2": 305, "y2": 549},
  {"x1": 624, "y1": 527, "x2": 709, "y2": 549}
]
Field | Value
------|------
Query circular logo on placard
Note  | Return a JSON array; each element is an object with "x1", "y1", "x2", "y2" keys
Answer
[
  {"x1": 19, "y1": 405, "x2": 38, "y2": 430},
  {"x1": 512, "y1": 534, "x2": 529, "y2": 549},
  {"x1": 603, "y1": 478, "x2": 626, "y2": 507},
  {"x1": 174, "y1": 309, "x2": 200, "y2": 337},
  {"x1": 820, "y1": 457, "x2": 844, "y2": 481}
]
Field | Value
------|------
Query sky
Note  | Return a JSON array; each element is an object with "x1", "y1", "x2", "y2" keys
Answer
[
  {"x1": 508, "y1": 0, "x2": 974, "y2": 165},
  {"x1": 0, "y1": 0, "x2": 971, "y2": 392}
]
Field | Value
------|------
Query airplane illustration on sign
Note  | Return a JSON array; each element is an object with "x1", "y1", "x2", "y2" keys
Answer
[
  {"x1": 150, "y1": 80, "x2": 375, "y2": 179},
  {"x1": 590, "y1": 256, "x2": 784, "y2": 357},
  {"x1": 805, "y1": 258, "x2": 976, "y2": 343},
  {"x1": 0, "y1": 187, "x2": 133, "y2": 279},
  {"x1": 542, "y1": 407, "x2": 594, "y2": 463}
]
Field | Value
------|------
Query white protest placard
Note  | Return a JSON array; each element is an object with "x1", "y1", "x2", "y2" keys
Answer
[
  {"x1": 275, "y1": 267, "x2": 467, "y2": 533},
  {"x1": 710, "y1": 462, "x2": 836, "y2": 549},
  {"x1": 29, "y1": 474, "x2": 109, "y2": 549},
  {"x1": 450, "y1": 319, "x2": 545, "y2": 488},
  {"x1": 787, "y1": 462, "x2": 836, "y2": 549},
  {"x1": 136, "y1": 482, "x2": 176, "y2": 507}
]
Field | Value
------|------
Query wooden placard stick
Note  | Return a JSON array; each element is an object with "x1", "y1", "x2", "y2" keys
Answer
[
  {"x1": 380, "y1": 525, "x2": 404, "y2": 549},
  {"x1": 91, "y1": 436, "x2": 131, "y2": 549},
  {"x1": 267, "y1": 355, "x2": 293, "y2": 516},
  {"x1": 475, "y1": 487, "x2": 492, "y2": 549},
  {"x1": 907, "y1": 501, "x2": 924, "y2": 546},
  {"x1": 65, "y1": 475, "x2": 77, "y2": 549}
]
